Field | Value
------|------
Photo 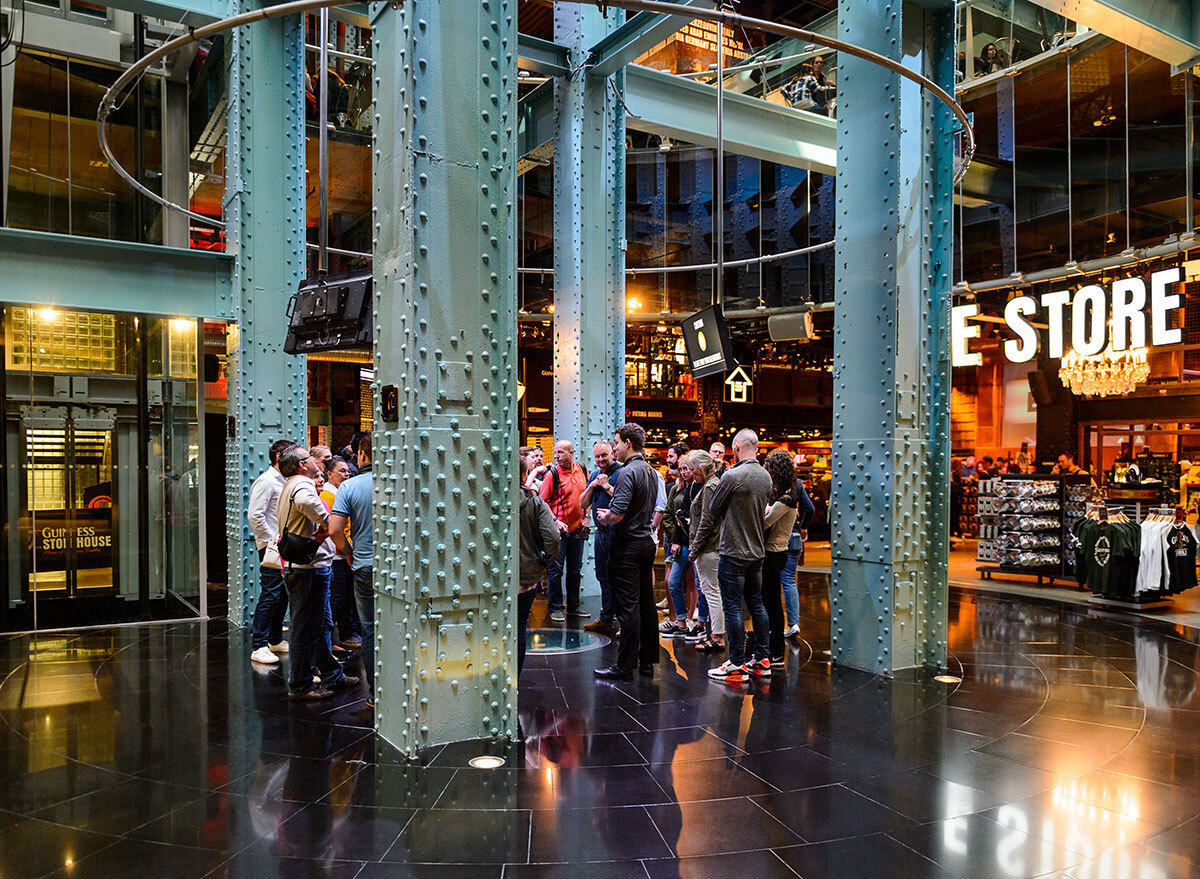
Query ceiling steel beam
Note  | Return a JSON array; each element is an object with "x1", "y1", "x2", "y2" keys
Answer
[
  {"x1": 622, "y1": 64, "x2": 836, "y2": 172},
  {"x1": 0, "y1": 228, "x2": 233, "y2": 318},
  {"x1": 586, "y1": 0, "x2": 713, "y2": 78},
  {"x1": 517, "y1": 63, "x2": 835, "y2": 172},
  {"x1": 517, "y1": 33, "x2": 572, "y2": 78},
  {"x1": 1028, "y1": 0, "x2": 1200, "y2": 70}
]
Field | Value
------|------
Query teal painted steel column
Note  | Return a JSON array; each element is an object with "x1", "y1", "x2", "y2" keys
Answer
[
  {"x1": 831, "y1": 0, "x2": 954, "y2": 674},
  {"x1": 554, "y1": 4, "x2": 626, "y2": 598},
  {"x1": 224, "y1": 6, "x2": 308, "y2": 625},
  {"x1": 371, "y1": 0, "x2": 519, "y2": 754}
]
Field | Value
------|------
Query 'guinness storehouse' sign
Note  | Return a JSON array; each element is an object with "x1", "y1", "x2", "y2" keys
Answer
[{"x1": 952, "y1": 268, "x2": 1185, "y2": 367}]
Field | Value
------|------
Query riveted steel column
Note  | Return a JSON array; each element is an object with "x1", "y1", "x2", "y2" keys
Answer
[
  {"x1": 554, "y1": 4, "x2": 625, "y2": 599},
  {"x1": 224, "y1": 5, "x2": 308, "y2": 624},
  {"x1": 371, "y1": 0, "x2": 519, "y2": 754},
  {"x1": 831, "y1": 0, "x2": 953, "y2": 674}
]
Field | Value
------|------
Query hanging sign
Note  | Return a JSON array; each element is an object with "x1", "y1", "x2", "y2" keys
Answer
[
  {"x1": 681, "y1": 305, "x2": 735, "y2": 378},
  {"x1": 952, "y1": 267, "x2": 1185, "y2": 366},
  {"x1": 723, "y1": 365, "x2": 754, "y2": 403}
]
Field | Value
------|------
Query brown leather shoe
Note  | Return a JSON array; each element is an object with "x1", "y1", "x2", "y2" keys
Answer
[{"x1": 584, "y1": 619, "x2": 615, "y2": 633}]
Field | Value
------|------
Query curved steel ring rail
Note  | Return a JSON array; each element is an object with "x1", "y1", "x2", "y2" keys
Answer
[{"x1": 96, "y1": 0, "x2": 975, "y2": 233}]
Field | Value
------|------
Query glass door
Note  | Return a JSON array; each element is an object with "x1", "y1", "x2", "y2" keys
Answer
[
  {"x1": 21, "y1": 406, "x2": 117, "y2": 601},
  {"x1": 1, "y1": 306, "x2": 205, "y2": 632}
]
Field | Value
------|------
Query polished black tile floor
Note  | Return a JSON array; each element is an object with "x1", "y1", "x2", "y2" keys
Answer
[{"x1": 2, "y1": 573, "x2": 1200, "y2": 878}]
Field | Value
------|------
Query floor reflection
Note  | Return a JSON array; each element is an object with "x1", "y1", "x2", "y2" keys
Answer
[{"x1": 0, "y1": 575, "x2": 1195, "y2": 878}]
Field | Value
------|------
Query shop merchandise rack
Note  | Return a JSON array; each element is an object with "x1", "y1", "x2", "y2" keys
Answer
[
  {"x1": 1104, "y1": 484, "x2": 1170, "y2": 523},
  {"x1": 959, "y1": 479, "x2": 979, "y2": 538},
  {"x1": 976, "y1": 473, "x2": 1091, "y2": 585},
  {"x1": 1083, "y1": 502, "x2": 1182, "y2": 612}
]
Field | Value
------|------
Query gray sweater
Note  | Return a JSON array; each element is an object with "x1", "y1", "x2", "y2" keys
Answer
[
  {"x1": 708, "y1": 458, "x2": 773, "y2": 561},
  {"x1": 688, "y1": 475, "x2": 721, "y2": 557}
]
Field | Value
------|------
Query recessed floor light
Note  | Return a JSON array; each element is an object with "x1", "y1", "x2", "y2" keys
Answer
[
  {"x1": 469, "y1": 755, "x2": 506, "y2": 769},
  {"x1": 934, "y1": 674, "x2": 962, "y2": 684}
]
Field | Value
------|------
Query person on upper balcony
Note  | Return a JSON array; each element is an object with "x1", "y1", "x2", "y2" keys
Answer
[
  {"x1": 807, "y1": 55, "x2": 835, "y2": 116},
  {"x1": 976, "y1": 42, "x2": 1008, "y2": 76}
]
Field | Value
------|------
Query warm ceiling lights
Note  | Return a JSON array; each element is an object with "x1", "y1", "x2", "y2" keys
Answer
[
  {"x1": 1059, "y1": 342, "x2": 1150, "y2": 397},
  {"x1": 934, "y1": 674, "x2": 962, "y2": 684},
  {"x1": 468, "y1": 755, "x2": 506, "y2": 769}
]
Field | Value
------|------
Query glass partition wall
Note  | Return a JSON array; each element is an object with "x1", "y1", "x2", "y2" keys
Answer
[
  {"x1": 0, "y1": 306, "x2": 205, "y2": 632},
  {"x1": 955, "y1": 37, "x2": 1199, "y2": 284}
]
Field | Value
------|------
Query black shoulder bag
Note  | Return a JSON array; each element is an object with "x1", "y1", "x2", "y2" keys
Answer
[{"x1": 277, "y1": 485, "x2": 320, "y2": 565}]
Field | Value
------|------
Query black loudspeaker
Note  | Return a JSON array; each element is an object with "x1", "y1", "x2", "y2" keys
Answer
[
  {"x1": 284, "y1": 271, "x2": 372, "y2": 354},
  {"x1": 767, "y1": 310, "x2": 816, "y2": 342},
  {"x1": 1028, "y1": 369, "x2": 1056, "y2": 406}
]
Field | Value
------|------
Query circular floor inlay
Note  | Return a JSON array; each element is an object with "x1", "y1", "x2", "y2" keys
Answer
[{"x1": 526, "y1": 628, "x2": 608, "y2": 653}]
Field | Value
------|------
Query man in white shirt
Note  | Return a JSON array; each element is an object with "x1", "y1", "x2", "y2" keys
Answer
[{"x1": 247, "y1": 439, "x2": 296, "y2": 666}]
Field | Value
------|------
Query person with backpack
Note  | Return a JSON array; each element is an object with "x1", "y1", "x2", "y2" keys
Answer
[
  {"x1": 539, "y1": 440, "x2": 590, "y2": 622},
  {"x1": 519, "y1": 454, "x2": 560, "y2": 675}
]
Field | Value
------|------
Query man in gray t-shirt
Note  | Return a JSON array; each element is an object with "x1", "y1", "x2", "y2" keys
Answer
[{"x1": 706, "y1": 428, "x2": 774, "y2": 685}]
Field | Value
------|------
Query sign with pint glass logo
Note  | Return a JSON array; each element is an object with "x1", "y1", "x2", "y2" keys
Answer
[{"x1": 681, "y1": 305, "x2": 735, "y2": 379}]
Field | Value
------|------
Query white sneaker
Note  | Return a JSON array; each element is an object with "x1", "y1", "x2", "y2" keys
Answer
[
  {"x1": 251, "y1": 646, "x2": 280, "y2": 665},
  {"x1": 707, "y1": 660, "x2": 748, "y2": 683},
  {"x1": 269, "y1": 641, "x2": 289, "y2": 654},
  {"x1": 784, "y1": 625, "x2": 801, "y2": 639}
]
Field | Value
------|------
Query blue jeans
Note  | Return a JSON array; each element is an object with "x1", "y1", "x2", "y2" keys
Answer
[
  {"x1": 323, "y1": 572, "x2": 335, "y2": 654},
  {"x1": 282, "y1": 565, "x2": 345, "y2": 695},
  {"x1": 594, "y1": 528, "x2": 614, "y2": 621},
  {"x1": 780, "y1": 533, "x2": 802, "y2": 627},
  {"x1": 667, "y1": 545, "x2": 691, "y2": 622},
  {"x1": 353, "y1": 566, "x2": 374, "y2": 694},
  {"x1": 717, "y1": 555, "x2": 769, "y2": 666},
  {"x1": 329, "y1": 559, "x2": 362, "y2": 641},
  {"x1": 547, "y1": 530, "x2": 586, "y2": 613},
  {"x1": 250, "y1": 558, "x2": 288, "y2": 649}
]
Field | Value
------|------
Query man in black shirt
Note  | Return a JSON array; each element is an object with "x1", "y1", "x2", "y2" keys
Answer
[{"x1": 593, "y1": 422, "x2": 660, "y2": 680}]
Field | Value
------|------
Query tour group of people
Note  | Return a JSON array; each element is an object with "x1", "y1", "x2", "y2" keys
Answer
[
  {"x1": 245, "y1": 432, "x2": 376, "y2": 703},
  {"x1": 246, "y1": 422, "x2": 817, "y2": 702},
  {"x1": 519, "y1": 425, "x2": 815, "y2": 685}
]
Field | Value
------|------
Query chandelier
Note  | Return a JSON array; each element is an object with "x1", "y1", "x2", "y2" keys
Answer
[{"x1": 1059, "y1": 341, "x2": 1150, "y2": 397}]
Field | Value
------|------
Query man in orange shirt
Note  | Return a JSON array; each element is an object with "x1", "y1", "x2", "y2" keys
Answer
[{"x1": 541, "y1": 439, "x2": 590, "y2": 623}]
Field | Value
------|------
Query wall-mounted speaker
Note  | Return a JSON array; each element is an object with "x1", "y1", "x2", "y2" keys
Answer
[
  {"x1": 1028, "y1": 369, "x2": 1056, "y2": 406},
  {"x1": 767, "y1": 310, "x2": 815, "y2": 342}
]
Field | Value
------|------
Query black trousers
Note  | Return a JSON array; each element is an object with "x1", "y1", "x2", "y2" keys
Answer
[
  {"x1": 608, "y1": 535, "x2": 659, "y2": 671},
  {"x1": 517, "y1": 588, "x2": 536, "y2": 676},
  {"x1": 762, "y1": 550, "x2": 788, "y2": 658}
]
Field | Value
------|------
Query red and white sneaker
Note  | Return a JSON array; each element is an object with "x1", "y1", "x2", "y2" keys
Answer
[
  {"x1": 707, "y1": 660, "x2": 748, "y2": 683},
  {"x1": 746, "y1": 657, "x2": 772, "y2": 679}
]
